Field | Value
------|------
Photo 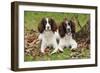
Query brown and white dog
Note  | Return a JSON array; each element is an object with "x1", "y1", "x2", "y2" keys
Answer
[
  {"x1": 52, "y1": 18, "x2": 77, "y2": 54},
  {"x1": 38, "y1": 17, "x2": 58, "y2": 53}
]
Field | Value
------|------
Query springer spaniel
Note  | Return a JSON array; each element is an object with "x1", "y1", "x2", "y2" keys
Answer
[
  {"x1": 38, "y1": 17, "x2": 58, "y2": 53},
  {"x1": 52, "y1": 18, "x2": 77, "y2": 54}
]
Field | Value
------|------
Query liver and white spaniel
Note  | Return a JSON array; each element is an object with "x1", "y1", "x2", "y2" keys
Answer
[
  {"x1": 52, "y1": 18, "x2": 77, "y2": 54},
  {"x1": 38, "y1": 17, "x2": 58, "y2": 53}
]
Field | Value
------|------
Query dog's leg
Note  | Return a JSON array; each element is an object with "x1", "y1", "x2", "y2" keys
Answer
[
  {"x1": 58, "y1": 42, "x2": 64, "y2": 52},
  {"x1": 51, "y1": 42, "x2": 58, "y2": 54},
  {"x1": 58, "y1": 48, "x2": 63, "y2": 52},
  {"x1": 38, "y1": 34, "x2": 42, "y2": 40},
  {"x1": 51, "y1": 48, "x2": 58, "y2": 54},
  {"x1": 40, "y1": 43, "x2": 46, "y2": 53},
  {"x1": 71, "y1": 40, "x2": 77, "y2": 49},
  {"x1": 51, "y1": 44, "x2": 63, "y2": 54}
]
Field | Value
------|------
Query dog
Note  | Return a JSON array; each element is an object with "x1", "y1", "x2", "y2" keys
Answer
[
  {"x1": 51, "y1": 18, "x2": 77, "y2": 54},
  {"x1": 38, "y1": 17, "x2": 58, "y2": 53}
]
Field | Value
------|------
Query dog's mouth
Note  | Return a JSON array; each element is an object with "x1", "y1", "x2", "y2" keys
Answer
[
  {"x1": 45, "y1": 29, "x2": 51, "y2": 31},
  {"x1": 66, "y1": 32, "x2": 71, "y2": 35},
  {"x1": 66, "y1": 28, "x2": 71, "y2": 34},
  {"x1": 45, "y1": 27, "x2": 51, "y2": 31}
]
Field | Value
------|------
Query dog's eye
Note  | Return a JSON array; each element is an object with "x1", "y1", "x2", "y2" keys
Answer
[
  {"x1": 43, "y1": 21, "x2": 47, "y2": 24},
  {"x1": 49, "y1": 20, "x2": 53, "y2": 24},
  {"x1": 49, "y1": 21, "x2": 51, "y2": 24},
  {"x1": 63, "y1": 23, "x2": 67, "y2": 27},
  {"x1": 68, "y1": 22, "x2": 71, "y2": 26}
]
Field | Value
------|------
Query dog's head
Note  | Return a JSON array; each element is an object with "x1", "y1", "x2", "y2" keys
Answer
[
  {"x1": 38, "y1": 17, "x2": 57, "y2": 33},
  {"x1": 59, "y1": 18, "x2": 76, "y2": 38}
]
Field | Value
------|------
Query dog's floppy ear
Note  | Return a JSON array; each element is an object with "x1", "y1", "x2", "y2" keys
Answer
[
  {"x1": 69, "y1": 20, "x2": 76, "y2": 37},
  {"x1": 50, "y1": 18, "x2": 57, "y2": 32},
  {"x1": 38, "y1": 18, "x2": 45, "y2": 33},
  {"x1": 58, "y1": 22, "x2": 66, "y2": 38}
]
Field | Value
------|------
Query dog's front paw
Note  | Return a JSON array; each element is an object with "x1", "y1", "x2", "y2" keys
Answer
[
  {"x1": 51, "y1": 49, "x2": 58, "y2": 54},
  {"x1": 51, "y1": 48, "x2": 63, "y2": 54},
  {"x1": 58, "y1": 48, "x2": 63, "y2": 52},
  {"x1": 40, "y1": 49, "x2": 45, "y2": 54}
]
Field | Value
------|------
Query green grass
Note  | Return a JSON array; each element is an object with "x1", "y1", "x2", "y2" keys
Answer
[
  {"x1": 24, "y1": 11, "x2": 90, "y2": 32},
  {"x1": 24, "y1": 48, "x2": 90, "y2": 61},
  {"x1": 24, "y1": 55, "x2": 33, "y2": 61},
  {"x1": 24, "y1": 49, "x2": 71, "y2": 61},
  {"x1": 24, "y1": 11, "x2": 90, "y2": 61}
]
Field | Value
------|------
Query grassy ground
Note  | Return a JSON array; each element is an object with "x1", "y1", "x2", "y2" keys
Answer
[
  {"x1": 25, "y1": 48, "x2": 90, "y2": 61},
  {"x1": 24, "y1": 11, "x2": 90, "y2": 61}
]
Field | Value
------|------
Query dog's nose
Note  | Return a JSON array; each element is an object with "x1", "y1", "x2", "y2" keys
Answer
[
  {"x1": 47, "y1": 26, "x2": 50, "y2": 29},
  {"x1": 67, "y1": 28, "x2": 71, "y2": 32}
]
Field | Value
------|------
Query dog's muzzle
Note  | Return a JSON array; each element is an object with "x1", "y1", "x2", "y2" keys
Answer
[{"x1": 67, "y1": 28, "x2": 71, "y2": 33}]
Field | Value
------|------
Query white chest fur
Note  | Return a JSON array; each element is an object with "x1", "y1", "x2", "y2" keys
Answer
[
  {"x1": 40, "y1": 31, "x2": 56, "y2": 46},
  {"x1": 59, "y1": 34, "x2": 77, "y2": 49},
  {"x1": 39, "y1": 31, "x2": 58, "y2": 53}
]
